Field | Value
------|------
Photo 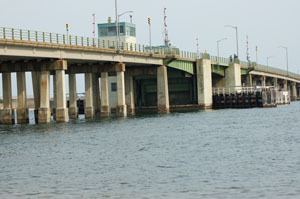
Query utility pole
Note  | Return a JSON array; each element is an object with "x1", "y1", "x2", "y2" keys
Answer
[
  {"x1": 65, "y1": 23, "x2": 69, "y2": 44},
  {"x1": 148, "y1": 17, "x2": 152, "y2": 52},
  {"x1": 246, "y1": 35, "x2": 250, "y2": 65},
  {"x1": 279, "y1": 46, "x2": 289, "y2": 77},
  {"x1": 255, "y1": 46, "x2": 258, "y2": 64},
  {"x1": 115, "y1": 0, "x2": 119, "y2": 50},
  {"x1": 196, "y1": 37, "x2": 199, "y2": 58}
]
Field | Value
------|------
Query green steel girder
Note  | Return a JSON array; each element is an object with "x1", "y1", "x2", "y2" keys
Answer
[{"x1": 167, "y1": 60, "x2": 194, "y2": 74}]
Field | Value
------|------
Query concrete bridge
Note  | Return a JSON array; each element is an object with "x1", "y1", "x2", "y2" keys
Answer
[{"x1": 0, "y1": 27, "x2": 299, "y2": 125}]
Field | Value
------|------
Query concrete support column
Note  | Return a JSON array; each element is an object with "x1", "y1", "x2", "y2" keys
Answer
[
  {"x1": 55, "y1": 70, "x2": 69, "y2": 122},
  {"x1": 38, "y1": 71, "x2": 51, "y2": 124},
  {"x1": 225, "y1": 58, "x2": 241, "y2": 91},
  {"x1": 68, "y1": 74, "x2": 78, "y2": 119},
  {"x1": 116, "y1": 63, "x2": 127, "y2": 117},
  {"x1": 261, "y1": 76, "x2": 266, "y2": 87},
  {"x1": 16, "y1": 72, "x2": 29, "y2": 124},
  {"x1": 125, "y1": 73, "x2": 135, "y2": 115},
  {"x1": 196, "y1": 54, "x2": 212, "y2": 109},
  {"x1": 291, "y1": 82, "x2": 297, "y2": 101},
  {"x1": 0, "y1": 73, "x2": 14, "y2": 124},
  {"x1": 85, "y1": 73, "x2": 94, "y2": 119},
  {"x1": 92, "y1": 74, "x2": 101, "y2": 117},
  {"x1": 100, "y1": 72, "x2": 110, "y2": 117},
  {"x1": 52, "y1": 74, "x2": 56, "y2": 120},
  {"x1": 32, "y1": 71, "x2": 40, "y2": 123},
  {"x1": 273, "y1": 78, "x2": 278, "y2": 89},
  {"x1": 157, "y1": 65, "x2": 170, "y2": 113},
  {"x1": 283, "y1": 80, "x2": 288, "y2": 91},
  {"x1": 246, "y1": 74, "x2": 253, "y2": 87}
]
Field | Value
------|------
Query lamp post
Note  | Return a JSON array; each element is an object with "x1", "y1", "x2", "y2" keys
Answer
[
  {"x1": 267, "y1": 56, "x2": 274, "y2": 72},
  {"x1": 117, "y1": 11, "x2": 133, "y2": 50},
  {"x1": 148, "y1": 17, "x2": 152, "y2": 52},
  {"x1": 196, "y1": 37, "x2": 199, "y2": 58},
  {"x1": 115, "y1": 0, "x2": 118, "y2": 50},
  {"x1": 217, "y1": 38, "x2": 227, "y2": 65},
  {"x1": 65, "y1": 23, "x2": 69, "y2": 44},
  {"x1": 225, "y1": 25, "x2": 239, "y2": 58},
  {"x1": 279, "y1": 46, "x2": 289, "y2": 77}
]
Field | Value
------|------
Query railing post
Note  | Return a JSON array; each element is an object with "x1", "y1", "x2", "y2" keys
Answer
[
  {"x1": 12, "y1": 28, "x2": 15, "y2": 40},
  {"x1": 87, "y1": 38, "x2": 89, "y2": 46},
  {"x1": 42, "y1": 32, "x2": 45, "y2": 42},
  {"x1": 63, "y1": 35, "x2": 66, "y2": 44},
  {"x1": 35, "y1": 31, "x2": 38, "y2": 42},
  {"x1": 81, "y1": 37, "x2": 84, "y2": 46},
  {"x1": 49, "y1": 33, "x2": 52, "y2": 43},
  {"x1": 2, "y1": 27, "x2": 6, "y2": 39},
  {"x1": 69, "y1": 35, "x2": 72, "y2": 45},
  {"x1": 20, "y1": 30, "x2": 23, "y2": 40},
  {"x1": 27, "y1": 30, "x2": 30, "y2": 41},
  {"x1": 75, "y1": 36, "x2": 78, "y2": 46},
  {"x1": 56, "y1": 34, "x2": 59, "y2": 44}
]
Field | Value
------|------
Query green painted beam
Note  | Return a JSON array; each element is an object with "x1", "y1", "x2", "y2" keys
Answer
[{"x1": 167, "y1": 60, "x2": 194, "y2": 74}]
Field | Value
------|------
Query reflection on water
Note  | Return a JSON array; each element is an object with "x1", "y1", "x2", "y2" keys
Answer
[{"x1": 1, "y1": 103, "x2": 300, "y2": 199}]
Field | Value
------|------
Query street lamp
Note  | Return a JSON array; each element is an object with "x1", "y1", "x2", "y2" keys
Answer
[
  {"x1": 116, "y1": 10, "x2": 133, "y2": 50},
  {"x1": 267, "y1": 56, "x2": 274, "y2": 72},
  {"x1": 217, "y1": 38, "x2": 227, "y2": 64},
  {"x1": 225, "y1": 25, "x2": 239, "y2": 58},
  {"x1": 278, "y1": 46, "x2": 289, "y2": 77}
]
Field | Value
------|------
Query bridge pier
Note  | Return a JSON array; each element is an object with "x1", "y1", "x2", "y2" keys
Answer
[
  {"x1": 157, "y1": 65, "x2": 170, "y2": 113},
  {"x1": 16, "y1": 72, "x2": 29, "y2": 124},
  {"x1": 273, "y1": 78, "x2": 278, "y2": 89},
  {"x1": 38, "y1": 71, "x2": 51, "y2": 124},
  {"x1": 291, "y1": 82, "x2": 297, "y2": 101},
  {"x1": 100, "y1": 72, "x2": 110, "y2": 117},
  {"x1": 0, "y1": 73, "x2": 14, "y2": 124},
  {"x1": 93, "y1": 74, "x2": 101, "y2": 117},
  {"x1": 85, "y1": 72, "x2": 94, "y2": 119},
  {"x1": 196, "y1": 54, "x2": 212, "y2": 109},
  {"x1": 246, "y1": 74, "x2": 253, "y2": 87},
  {"x1": 116, "y1": 63, "x2": 127, "y2": 117},
  {"x1": 225, "y1": 58, "x2": 241, "y2": 91},
  {"x1": 54, "y1": 62, "x2": 69, "y2": 123},
  {"x1": 283, "y1": 80, "x2": 288, "y2": 91},
  {"x1": 32, "y1": 71, "x2": 40, "y2": 123},
  {"x1": 68, "y1": 73, "x2": 78, "y2": 119},
  {"x1": 125, "y1": 73, "x2": 135, "y2": 115},
  {"x1": 261, "y1": 76, "x2": 266, "y2": 87}
]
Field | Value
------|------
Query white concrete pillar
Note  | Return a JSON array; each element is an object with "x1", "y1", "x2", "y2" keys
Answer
[
  {"x1": 261, "y1": 76, "x2": 266, "y2": 87},
  {"x1": 157, "y1": 65, "x2": 170, "y2": 113},
  {"x1": 55, "y1": 70, "x2": 69, "y2": 122},
  {"x1": 68, "y1": 73, "x2": 78, "y2": 119},
  {"x1": 283, "y1": 79, "x2": 288, "y2": 91},
  {"x1": 0, "y1": 73, "x2": 14, "y2": 124},
  {"x1": 273, "y1": 78, "x2": 278, "y2": 89},
  {"x1": 225, "y1": 58, "x2": 241, "y2": 91},
  {"x1": 31, "y1": 71, "x2": 40, "y2": 123},
  {"x1": 125, "y1": 73, "x2": 135, "y2": 115},
  {"x1": 85, "y1": 73, "x2": 94, "y2": 119},
  {"x1": 196, "y1": 55, "x2": 212, "y2": 109},
  {"x1": 16, "y1": 72, "x2": 29, "y2": 124},
  {"x1": 92, "y1": 74, "x2": 101, "y2": 117},
  {"x1": 116, "y1": 63, "x2": 127, "y2": 117},
  {"x1": 246, "y1": 74, "x2": 253, "y2": 87},
  {"x1": 100, "y1": 72, "x2": 110, "y2": 117},
  {"x1": 291, "y1": 82, "x2": 297, "y2": 101},
  {"x1": 38, "y1": 71, "x2": 51, "y2": 124}
]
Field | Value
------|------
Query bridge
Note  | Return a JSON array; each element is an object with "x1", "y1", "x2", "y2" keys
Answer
[{"x1": 0, "y1": 27, "x2": 299, "y2": 124}]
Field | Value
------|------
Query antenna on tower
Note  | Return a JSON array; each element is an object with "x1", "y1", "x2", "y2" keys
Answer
[
  {"x1": 92, "y1": 13, "x2": 96, "y2": 38},
  {"x1": 163, "y1": 7, "x2": 170, "y2": 47}
]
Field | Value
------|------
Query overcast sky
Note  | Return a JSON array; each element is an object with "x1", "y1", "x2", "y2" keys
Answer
[{"x1": 1, "y1": 0, "x2": 300, "y2": 95}]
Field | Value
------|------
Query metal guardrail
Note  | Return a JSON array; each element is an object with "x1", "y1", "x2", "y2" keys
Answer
[
  {"x1": 0, "y1": 27, "x2": 197, "y2": 59},
  {"x1": 0, "y1": 27, "x2": 300, "y2": 80}
]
